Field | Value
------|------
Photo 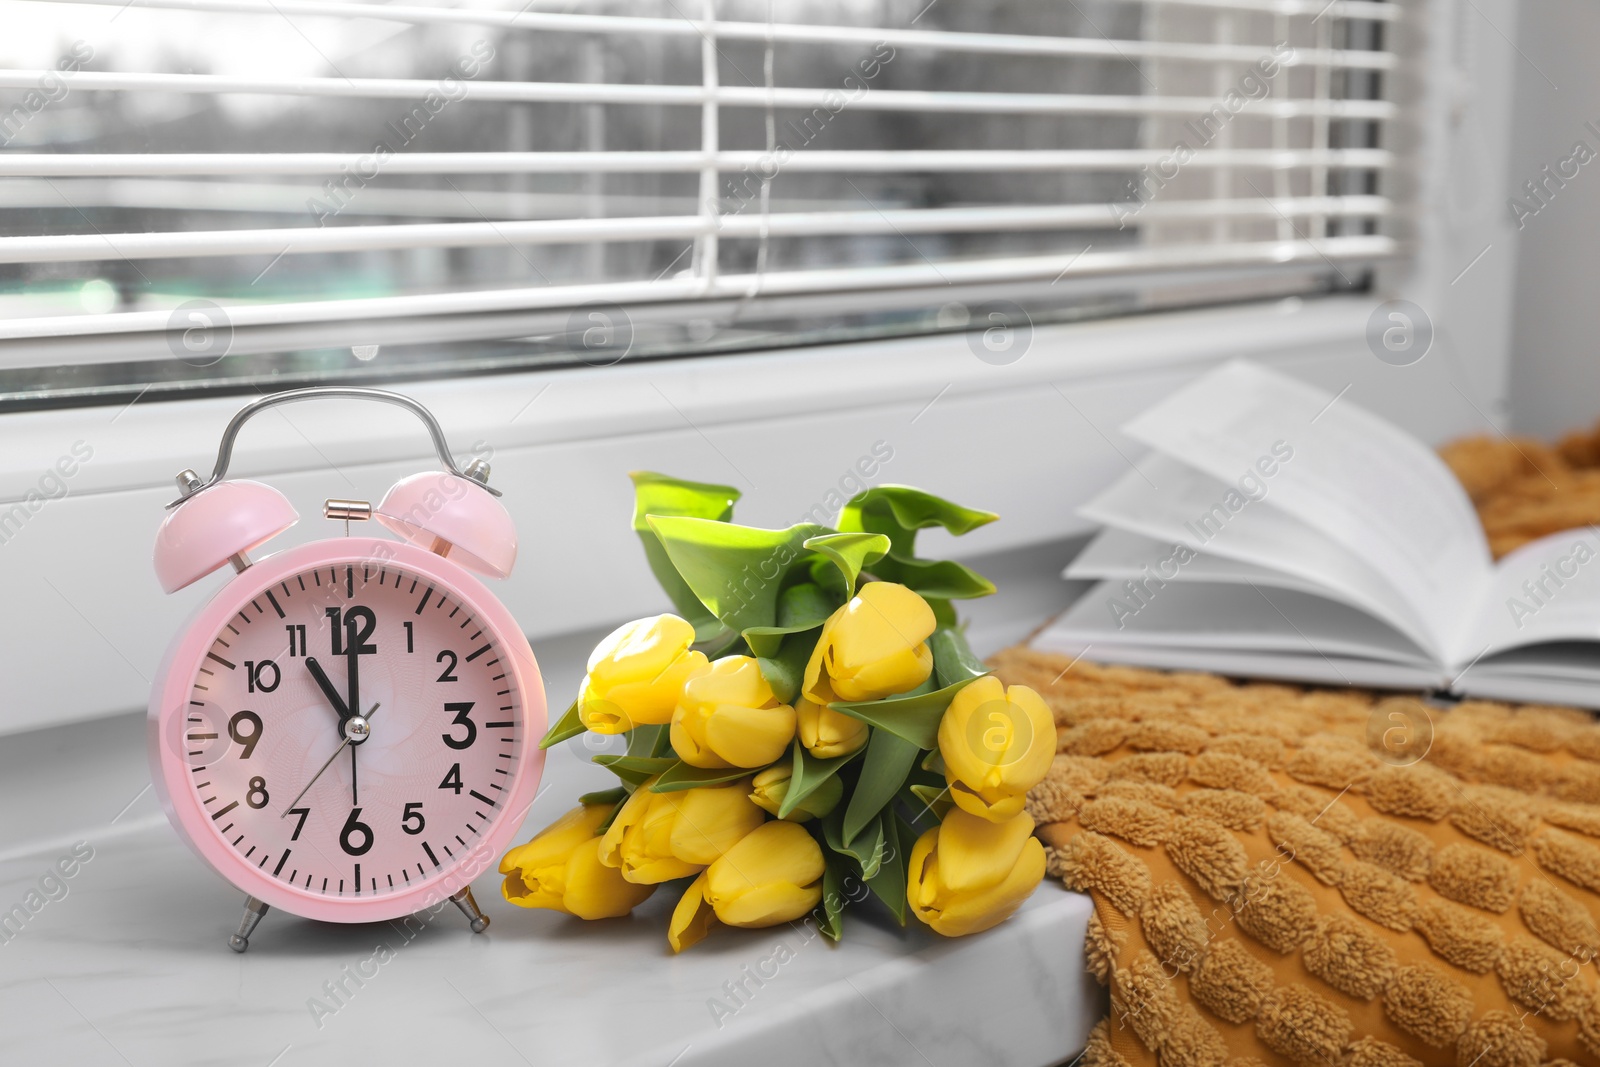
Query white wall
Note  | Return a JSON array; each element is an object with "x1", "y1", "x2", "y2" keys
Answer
[{"x1": 1507, "y1": 1, "x2": 1600, "y2": 436}]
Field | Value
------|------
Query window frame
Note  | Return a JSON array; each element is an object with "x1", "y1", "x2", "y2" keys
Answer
[{"x1": 0, "y1": 0, "x2": 1524, "y2": 736}]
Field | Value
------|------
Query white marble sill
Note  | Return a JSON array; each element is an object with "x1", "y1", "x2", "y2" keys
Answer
[{"x1": 0, "y1": 540, "x2": 1104, "y2": 1067}]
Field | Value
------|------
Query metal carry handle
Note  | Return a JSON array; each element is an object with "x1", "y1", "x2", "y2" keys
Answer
[{"x1": 168, "y1": 386, "x2": 501, "y2": 508}]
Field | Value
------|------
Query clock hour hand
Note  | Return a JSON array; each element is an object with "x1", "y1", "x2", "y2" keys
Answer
[{"x1": 305, "y1": 657, "x2": 352, "y2": 722}]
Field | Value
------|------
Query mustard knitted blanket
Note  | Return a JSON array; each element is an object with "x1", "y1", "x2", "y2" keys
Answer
[{"x1": 997, "y1": 646, "x2": 1600, "y2": 1067}]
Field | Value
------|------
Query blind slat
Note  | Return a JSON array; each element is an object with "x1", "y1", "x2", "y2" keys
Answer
[
  {"x1": 0, "y1": 70, "x2": 1398, "y2": 120},
  {"x1": 0, "y1": 197, "x2": 1393, "y2": 264},
  {"x1": 45, "y1": 0, "x2": 1400, "y2": 66},
  {"x1": 0, "y1": 149, "x2": 1397, "y2": 177}
]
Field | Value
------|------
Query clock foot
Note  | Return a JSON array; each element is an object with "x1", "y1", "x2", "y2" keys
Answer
[
  {"x1": 228, "y1": 895, "x2": 270, "y2": 952},
  {"x1": 449, "y1": 887, "x2": 490, "y2": 934}
]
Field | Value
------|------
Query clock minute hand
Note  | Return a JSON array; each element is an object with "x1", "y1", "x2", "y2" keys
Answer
[
  {"x1": 280, "y1": 703, "x2": 380, "y2": 817},
  {"x1": 305, "y1": 657, "x2": 352, "y2": 722}
]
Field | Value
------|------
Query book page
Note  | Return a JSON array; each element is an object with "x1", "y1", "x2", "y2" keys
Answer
[
  {"x1": 1042, "y1": 580, "x2": 1436, "y2": 666},
  {"x1": 1120, "y1": 360, "x2": 1493, "y2": 656},
  {"x1": 1068, "y1": 528, "x2": 1334, "y2": 600},
  {"x1": 1458, "y1": 527, "x2": 1600, "y2": 665},
  {"x1": 1078, "y1": 454, "x2": 1442, "y2": 657}
]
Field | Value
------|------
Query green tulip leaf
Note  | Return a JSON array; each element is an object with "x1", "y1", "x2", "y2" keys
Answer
[
  {"x1": 907, "y1": 783, "x2": 954, "y2": 823},
  {"x1": 592, "y1": 753, "x2": 676, "y2": 788},
  {"x1": 928, "y1": 597, "x2": 959, "y2": 628},
  {"x1": 824, "y1": 809, "x2": 890, "y2": 880},
  {"x1": 755, "y1": 627, "x2": 822, "y2": 705},
  {"x1": 874, "y1": 556, "x2": 997, "y2": 600},
  {"x1": 803, "y1": 531, "x2": 891, "y2": 594},
  {"x1": 843, "y1": 729, "x2": 922, "y2": 843},
  {"x1": 863, "y1": 814, "x2": 910, "y2": 926},
  {"x1": 578, "y1": 786, "x2": 627, "y2": 807},
  {"x1": 648, "y1": 762, "x2": 752, "y2": 793},
  {"x1": 743, "y1": 582, "x2": 836, "y2": 659},
  {"x1": 595, "y1": 795, "x2": 628, "y2": 834},
  {"x1": 540, "y1": 696, "x2": 586, "y2": 749},
  {"x1": 630, "y1": 471, "x2": 741, "y2": 641},
  {"x1": 920, "y1": 748, "x2": 948, "y2": 776},
  {"x1": 829, "y1": 676, "x2": 979, "y2": 750},
  {"x1": 837, "y1": 485, "x2": 997, "y2": 557},
  {"x1": 646, "y1": 516, "x2": 831, "y2": 635},
  {"x1": 836, "y1": 486, "x2": 997, "y2": 601},
  {"x1": 780, "y1": 741, "x2": 858, "y2": 820},
  {"x1": 626, "y1": 723, "x2": 672, "y2": 759},
  {"x1": 818, "y1": 853, "x2": 848, "y2": 942},
  {"x1": 930, "y1": 627, "x2": 990, "y2": 690}
]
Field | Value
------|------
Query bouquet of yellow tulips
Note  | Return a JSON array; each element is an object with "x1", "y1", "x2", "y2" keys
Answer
[{"x1": 498, "y1": 473, "x2": 1055, "y2": 950}]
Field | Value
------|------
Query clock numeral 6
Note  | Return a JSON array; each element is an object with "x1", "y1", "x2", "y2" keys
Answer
[
  {"x1": 229, "y1": 710, "x2": 263, "y2": 759},
  {"x1": 245, "y1": 776, "x2": 269, "y2": 809},
  {"x1": 442, "y1": 702, "x2": 476, "y2": 750},
  {"x1": 401, "y1": 802, "x2": 426, "y2": 835},
  {"x1": 340, "y1": 808, "x2": 374, "y2": 856}
]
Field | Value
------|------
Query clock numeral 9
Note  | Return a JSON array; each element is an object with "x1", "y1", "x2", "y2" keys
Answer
[
  {"x1": 442, "y1": 702, "x2": 476, "y2": 750},
  {"x1": 401, "y1": 802, "x2": 426, "y2": 835},
  {"x1": 229, "y1": 710, "x2": 263, "y2": 759},
  {"x1": 340, "y1": 808, "x2": 374, "y2": 856},
  {"x1": 245, "y1": 776, "x2": 269, "y2": 809},
  {"x1": 244, "y1": 658, "x2": 280, "y2": 693}
]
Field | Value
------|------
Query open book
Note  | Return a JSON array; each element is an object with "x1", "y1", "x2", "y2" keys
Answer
[{"x1": 1033, "y1": 361, "x2": 1600, "y2": 707}]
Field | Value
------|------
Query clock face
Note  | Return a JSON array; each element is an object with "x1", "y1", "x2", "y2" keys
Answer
[{"x1": 179, "y1": 557, "x2": 526, "y2": 904}]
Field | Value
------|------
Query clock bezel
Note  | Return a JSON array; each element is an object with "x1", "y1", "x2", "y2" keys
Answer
[{"x1": 148, "y1": 536, "x2": 546, "y2": 923}]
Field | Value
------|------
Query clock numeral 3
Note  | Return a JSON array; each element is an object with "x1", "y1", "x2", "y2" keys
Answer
[
  {"x1": 442, "y1": 702, "x2": 476, "y2": 750},
  {"x1": 340, "y1": 808, "x2": 374, "y2": 856}
]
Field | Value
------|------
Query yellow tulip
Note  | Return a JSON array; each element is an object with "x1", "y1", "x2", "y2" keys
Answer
[
  {"x1": 937, "y1": 675, "x2": 1054, "y2": 823},
  {"x1": 802, "y1": 582, "x2": 935, "y2": 704},
  {"x1": 668, "y1": 821, "x2": 825, "y2": 952},
  {"x1": 907, "y1": 808, "x2": 1045, "y2": 937},
  {"x1": 670, "y1": 655, "x2": 796, "y2": 769},
  {"x1": 500, "y1": 803, "x2": 655, "y2": 919},
  {"x1": 749, "y1": 764, "x2": 842, "y2": 822},
  {"x1": 578, "y1": 614, "x2": 710, "y2": 734},
  {"x1": 796, "y1": 688, "x2": 869, "y2": 759},
  {"x1": 598, "y1": 776, "x2": 766, "y2": 884}
]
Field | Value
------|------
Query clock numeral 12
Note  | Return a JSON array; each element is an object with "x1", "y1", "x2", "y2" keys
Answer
[{"x1": 325, "y1": 606, "x2": 377, "y2": 656}]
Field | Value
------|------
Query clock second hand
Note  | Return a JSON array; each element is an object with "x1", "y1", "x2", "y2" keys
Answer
[{"x1": 280, "y1": 702, "x2": 380, "y2": 818}]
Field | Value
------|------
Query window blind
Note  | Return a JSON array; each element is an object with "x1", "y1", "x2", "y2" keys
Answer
[{"x1": 0, "y1": 0, "x2": 1397, "y2": 395}]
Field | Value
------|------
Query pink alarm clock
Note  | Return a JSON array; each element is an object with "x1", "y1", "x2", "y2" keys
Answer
[{"x1": 147, "y1": 387, "x2": 547, "y2": 951}]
